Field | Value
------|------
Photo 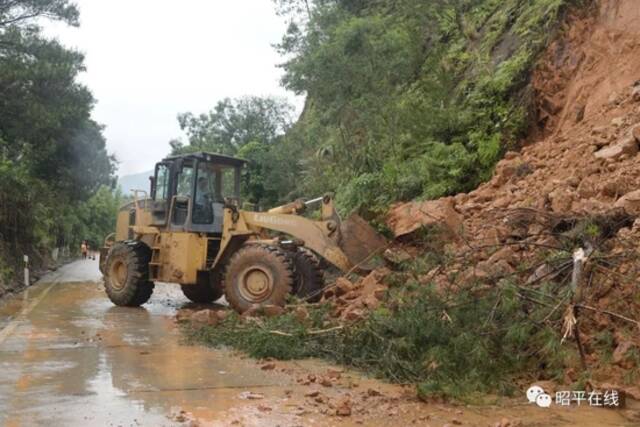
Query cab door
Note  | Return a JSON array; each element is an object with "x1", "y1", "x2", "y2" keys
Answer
[
  {"x1": 150, "y1": 162, "x2": 171, "y2": 226},
  {"x1": 170, "y1": 160, "x2": 195, "y2": 230}
]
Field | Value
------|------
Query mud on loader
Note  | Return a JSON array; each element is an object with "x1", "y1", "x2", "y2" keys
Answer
[{"x1": 100, "y1": 152, "x2": 385, "y2": 313}]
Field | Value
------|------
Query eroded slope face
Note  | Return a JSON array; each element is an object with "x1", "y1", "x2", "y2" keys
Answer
[
  {"x1": 462, "y1": 0, "x2": 640, "y2": 219},
  {"x1": 386, "y1": 0, "x2": 640, "y2": 395}
]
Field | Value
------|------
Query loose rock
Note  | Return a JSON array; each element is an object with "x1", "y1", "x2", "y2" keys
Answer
[
  {"x1": 594, "y1": 135, "x2": 638, "y2": 160},
  {"x1": 336, "y1": 398, "x2": 352, "y2": 416},
  {"x1": 190, "y1": 309, "x2": 219, "y2": 327},
  {"x1": 386, "y1": 197, "x2": 462, "y2": 239},
  {"x1": 614, "y1": 190, "x2": 640, "y2": 216}
]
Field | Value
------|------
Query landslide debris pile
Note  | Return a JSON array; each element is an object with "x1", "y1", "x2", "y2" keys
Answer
[
  {"x1": 384, "y1": 0, "x2": 640, "y2": 397},
  {"x1": 182, "y1": 0, "x2": 640, "y2": 402}
]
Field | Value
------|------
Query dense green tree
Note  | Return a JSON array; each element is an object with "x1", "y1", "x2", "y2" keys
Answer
[
  {"x1": 0, "y1": 0, "x2": 116, "y2": 273},
  {"x1": 171, "y1": 96, "x2": 294, "y2": 156},
  {"x1": 273, "y1": 0, "x2": 572, "y2": 215},
  {"x1": 74, "y1": 186, "x2": 122, "y2": 249},
  {"x1": 171, "y1": 96, "x2": 299, "y2": 208}
]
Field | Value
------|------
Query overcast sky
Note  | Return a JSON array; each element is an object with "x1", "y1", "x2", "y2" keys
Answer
[{"x1": 44, "y1": 0, "x2": 302, "y2": 176}]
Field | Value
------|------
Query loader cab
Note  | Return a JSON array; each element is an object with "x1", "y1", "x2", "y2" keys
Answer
[{"x1": 150, "y1": 152, "x2": 246, "y2": 234}]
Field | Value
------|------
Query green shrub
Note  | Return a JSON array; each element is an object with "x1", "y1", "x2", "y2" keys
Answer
[{"x1": 187, "y1": 279, "x2": 569, "y2": 400}]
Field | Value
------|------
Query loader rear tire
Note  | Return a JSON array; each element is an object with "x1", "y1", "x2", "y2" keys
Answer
[
  {"x1": 223, "y1": 245, "x2": 294, "y2": 313},
  {"x1": 104, "y1": 242, "x2": 154, "y2": 307},
  {"x1": 291, "y1": 248, "x2": 324, "y2": 302},
  {"x1": 181, "y1": 271, "x2": 223, "y2": 303}
]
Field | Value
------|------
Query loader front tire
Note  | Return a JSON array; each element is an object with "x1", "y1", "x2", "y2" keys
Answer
[
  {"x1": 291, "y1": 248, "x2": 324, "y2": 302},
  {"x1": 104, "y1": 242, "x2": 154, "y2": 307},
  {"x1": 224, "y1": 245, "x2": 294, "y2": 313}
]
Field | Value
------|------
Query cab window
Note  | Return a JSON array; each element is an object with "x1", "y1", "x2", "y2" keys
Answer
[
  {"x1": 154, "y1": 164, "x2": 169, "y2": 201},
  {"x1": 193, "y1": 162, "x2": 217, "y2": 224},
  {"x1": 176, "y1": 163, "x2": 194, "y2": 197}
]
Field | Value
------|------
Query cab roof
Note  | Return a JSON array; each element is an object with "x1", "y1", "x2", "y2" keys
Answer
[{"x1": 163, "y1": 151, "x2": 247, "y2": 168}]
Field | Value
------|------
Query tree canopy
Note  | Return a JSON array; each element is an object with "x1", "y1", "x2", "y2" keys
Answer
[
  {"x1": 171, "y1": 96, "x2": 299, "y2": 208},
  {"x1": 270, "y1": 0, "x2": 571, "y2": 216},
  {"x1": 0, "y1": 0, "x2": 117, "y2": 272}
]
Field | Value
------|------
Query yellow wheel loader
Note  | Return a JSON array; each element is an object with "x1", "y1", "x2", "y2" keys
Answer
[{"x1": 100, "y1": 152, "x2": 386, "y2": 313}]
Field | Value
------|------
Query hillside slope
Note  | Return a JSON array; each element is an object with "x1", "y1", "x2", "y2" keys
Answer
[
  {"x1": 388, "y1": 0, "x2": 640, "y2": 395},
  {"x1": 184, "y1": 0, "x2": 640, "y2": 406}
]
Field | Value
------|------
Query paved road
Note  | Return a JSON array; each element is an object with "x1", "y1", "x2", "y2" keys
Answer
[
  {"x1": 0, "y1": 259, "x2": 303, "y2": 427},
  {"x1": 0, "y1": 259, "x2": 636, "y2": 427}
]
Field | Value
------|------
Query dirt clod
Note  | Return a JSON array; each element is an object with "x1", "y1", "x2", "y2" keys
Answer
[
  {"x1": 335, "y1": 398, "x2": 352, "y2": 416},
  {"x1": 190, "y1": 309, "x2": 219, "y2": 327}
]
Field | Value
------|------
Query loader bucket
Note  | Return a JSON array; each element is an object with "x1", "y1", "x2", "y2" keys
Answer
[{"x1": 339, "y1": 213, "x2": 388, "y2": 270}]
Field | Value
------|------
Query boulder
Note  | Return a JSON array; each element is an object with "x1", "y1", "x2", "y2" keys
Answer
[
  {"x1": 386, "y1": 197, "x2": 462, "y2": 239},
  {"x1": 335, "y1": 398, "x2": 352, "y2": 416},
  {"x1": 594, "y1": 135, "x2": 638, "y2": 160},
  {"x1": 599, "y1": 175, "x2": 635, "y2": 198},
  {"x1": 190, "y1": 309, "x2": 219, "y2": 327},
  {"x1": 548, "y1": 188, "x2": 575, "y2": 213},
  {"x1": 360, "y1": 268, "x2": 390, "y2": 295},
  {"x1": 615, "y1": 190, "x2": 640, "y2": 216}
]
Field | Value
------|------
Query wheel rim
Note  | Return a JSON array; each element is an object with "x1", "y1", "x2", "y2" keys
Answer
[
  {"x1": 238, "y1": 266, "x2": 274, "y2": 303},
  {"x1": 109, "y1": 259, "x2": 128, "y2": 290}
]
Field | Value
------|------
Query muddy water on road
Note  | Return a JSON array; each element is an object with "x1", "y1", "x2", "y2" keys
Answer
[
  {"x1": 0, "y1": 260, "x2": 298, "y2": 426},
  {"x1": 0, "y1": 260, "x2": 637, "y2": 426}
]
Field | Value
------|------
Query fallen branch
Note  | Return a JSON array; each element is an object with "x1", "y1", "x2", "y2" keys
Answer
[
  {"x1": 268, "y1": 330, "x2": 293, "y2": 337},
  {"x1": 575, "y1": 304, "x2": 640, "y2": 328},
  {"x1": 307, "y1": 325, "x2": 344, "y2": 335},
  {"x1": 268, "y1": 325, "x2": 344, "y2": 337}
]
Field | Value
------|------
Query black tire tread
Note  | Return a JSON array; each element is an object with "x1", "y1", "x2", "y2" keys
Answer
[
  {"x1": 292, "y1": 247, "x2": 325, "y2": 302},
  {"x1": 104, "y1": 241, "x2": 154, "y2": 307},
  {"x1": 223, "y1": 244, "x2": 294, "y2": 313},
  {"x1": 181, "y1": 272, "x2": 223, "y2": 303}
]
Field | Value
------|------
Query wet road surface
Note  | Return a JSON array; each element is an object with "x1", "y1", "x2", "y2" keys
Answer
[
  {"x1": 0, "y1": 259, "x2": 637, "y2": 426},
  {"x1": 0, "y1": 260, "x2": 304, "y2": 426}
]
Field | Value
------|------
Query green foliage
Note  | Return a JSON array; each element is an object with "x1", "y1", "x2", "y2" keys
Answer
[
  {"x1": 172, "y1": 0, "x2": 575, "y2": 216},
  {"x1": 187, "y1": 279, "x2": 568, "y2": 400},
  {"x1": 0, "y1": 0, "x2": 116, "y2": 270},
  {"x1": 171, "y1": 96, "x2": 301, "y2": 208},
  {"x1": 273, "y1": 0, "x2": 575, "y2": 215},
  {"x1": 73, "y1": 186, "x2": 122, "y2": 249},
  {"x1": 171, "y1": 97, "x2": 294, "y2": 156}
]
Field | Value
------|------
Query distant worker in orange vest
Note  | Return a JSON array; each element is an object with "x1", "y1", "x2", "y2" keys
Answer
[{"x1": 81, "y1": 241, "x2": 88, "y2": 259}]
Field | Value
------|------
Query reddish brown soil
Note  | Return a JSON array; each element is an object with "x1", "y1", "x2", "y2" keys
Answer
[{"x1": 383, "y1": 0, "x2": 640, "y2": 398}]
